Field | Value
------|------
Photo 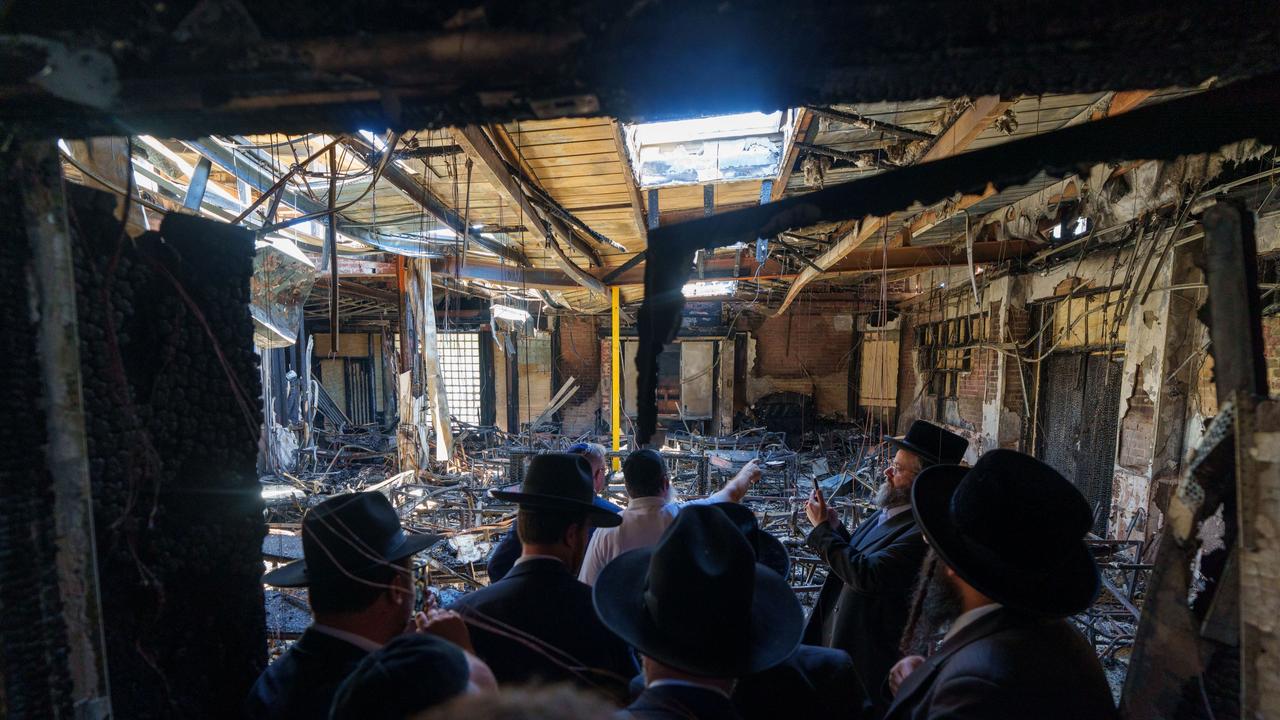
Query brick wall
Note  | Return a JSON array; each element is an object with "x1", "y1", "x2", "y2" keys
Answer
[
  {"x1": 557, "y1": 315, "x2": 603, "y2": 434},
  {"x1": 748, "y1": 305, "x2": 855, "y2": 417}
]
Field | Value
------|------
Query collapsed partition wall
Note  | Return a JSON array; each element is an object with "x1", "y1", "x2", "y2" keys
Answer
[{"x1": 0, "y1": 158, "x2": 267, "y2": 718}]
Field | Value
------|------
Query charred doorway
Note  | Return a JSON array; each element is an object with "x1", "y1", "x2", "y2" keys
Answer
[
  {"x1": 1036, "y1": 352, "x2": 1122, "y2": 535},
  {"x1": 1032, "y1": 291, "x2": 1128, "y2": 536}
]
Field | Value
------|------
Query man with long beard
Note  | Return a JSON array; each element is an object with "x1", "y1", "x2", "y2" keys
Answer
[
  {"x1": 803, "y1": 421, "x2": 968, "y2": 715},
  {"x1": 883, "y1": 450, "x2": 1117, "y2": 720}
]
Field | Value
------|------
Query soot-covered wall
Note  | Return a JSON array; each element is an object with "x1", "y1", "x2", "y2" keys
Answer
[
  {"x1": 69, "y1": 187, "x2": 266, "y2": 717},
  {"x1": 0, "y1": 151, "x2": 76, "y2": 718}
]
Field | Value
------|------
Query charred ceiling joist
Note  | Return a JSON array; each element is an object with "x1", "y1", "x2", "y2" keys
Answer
[{"x1": 634, "y1": 73, "x2": 1280, "y2": 444}]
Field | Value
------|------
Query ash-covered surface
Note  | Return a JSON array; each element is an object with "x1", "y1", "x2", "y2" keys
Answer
[
  {"x1": 70, "y1": 187, "x2": 266, "y2": 717},
  {"x1": 0, "y1": 150, "x2": 75, "y2": 717}
]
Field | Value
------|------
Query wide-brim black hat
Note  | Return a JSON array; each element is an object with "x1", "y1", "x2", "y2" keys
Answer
[
  {"x1": 911, "y1": 449, "x2": 1100, "y2": 617},
  {"x1": 887, "y1": 420, "x2": 969, "y2": 466},
  {"x1": 593, "y1": 505, "x2": 803, "y2": 677},
  {"x1": 263, "y1": 492, "x2": 442, "y2": 588},
  {"x1": 489, "y1": 453, "x2": 621, "y2": 527},
  {"x1": 711, "y1": 502, "x2": 790, "y2": 577}
]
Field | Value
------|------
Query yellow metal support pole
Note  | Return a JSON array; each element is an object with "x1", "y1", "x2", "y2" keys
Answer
[{"x1": 610, "y1": 285, "x2": 622, "y2": 470}]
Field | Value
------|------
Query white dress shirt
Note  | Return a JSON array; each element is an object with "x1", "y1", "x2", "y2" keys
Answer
[
  {"x1": 878, "y1": 503, "x2": 913, "y2": 526},
  {"x1": 578, "y1": 496, "x2": 681, "y2": 585},
  {"x1": 941, "y1": 602, "x2": 1003, "y2": 645},
  {"x1": 647, "y1": 679, "x2": 733, "y2": 698}
]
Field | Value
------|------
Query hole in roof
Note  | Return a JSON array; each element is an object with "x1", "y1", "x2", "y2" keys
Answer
[{"x1": 624, "y1": 111, "x2": 788, "y2": 189}]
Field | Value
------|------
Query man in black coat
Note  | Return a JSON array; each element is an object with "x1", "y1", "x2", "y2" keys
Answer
[
  {"x1": 707, "y1": 503, "x2": 861, "y2": 720},
  {"x1": 246, "y1": 492, "x2": 444, "y2": 719},
  {"x1": 882, "y1": 450, "x2": 1118, "y2": 720},
  {"x1": 487, "y1": 442, "x2": 621, "y2": 582},
  {"x1": 594, "y1": 506, "x2": 806, "y2": 720},
  {"x1": 450, "y1": 453, "x2": 637, "y2": 703},
  {"x1": 803, "y1": 420, "x2": 968, "y2": 713}
]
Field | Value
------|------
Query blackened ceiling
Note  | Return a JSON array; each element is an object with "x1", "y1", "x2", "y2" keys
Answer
[{"x1": 3, "y1": 0, "x2": 1280, "y2": 138}]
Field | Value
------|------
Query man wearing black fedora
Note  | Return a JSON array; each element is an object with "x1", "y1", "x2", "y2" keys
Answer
[
  {"x1": 246, "y1": 492, "x2": 445, "y2": 719},
  {"x1": 488, "y1": 441, "x2": 621, "y2": 582},
  {"x1": 449, "y1": 453, "x2": 638, "y2": 702},
  {"x1": 710, "y1": 503, "x2": 861, "y2": 720},
  {"x1": 802, "y1": 419, "x2": 968, "y2": 714},
  {"x1": 594, "y1": 504, "x2": 806, "y2": 720},
  {"x1": 882, "y1": 449, "x2": 1117, "y2": 720}
]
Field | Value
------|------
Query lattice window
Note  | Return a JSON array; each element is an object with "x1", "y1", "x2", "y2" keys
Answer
[
  {"x1": 915, "y1": 314, "x2": 985, "y2": 398},
  {"x1": 436, "y1": 332, "x2": 482, "y2": 425}
]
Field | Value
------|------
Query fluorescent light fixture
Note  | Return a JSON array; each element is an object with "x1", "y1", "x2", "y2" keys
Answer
[
  {"x1": 492, "y1": 304, "x2": 532, "y2": 322},
  {"x1": 682, "y1": 280, "x2": 738, "y2": 298}
]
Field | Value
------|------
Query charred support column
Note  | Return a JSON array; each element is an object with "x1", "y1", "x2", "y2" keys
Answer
[
  {"x1": 1123, "y1": 200, "x2": 1267, "y2": 717},
  {"x1": 19, "y1": 141, "x2": 112, "y2": 717},
  {"x1": 416, "y1": 259, "x2": 454, "y2": 461},
  {"x1": 1201, "y1": 201, "x2": 1278, "y2": 717}
]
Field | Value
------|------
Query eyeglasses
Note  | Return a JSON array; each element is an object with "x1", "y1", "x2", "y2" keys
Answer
[{"x1": 888, "y1": 462, "x2": 917, "y2": 475}]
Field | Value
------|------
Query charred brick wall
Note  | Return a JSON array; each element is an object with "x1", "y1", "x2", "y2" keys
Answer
[
  {"x1": 70, "y1": 189, "x2": 265, "y2": 717},
  {"x1": 0, "y1": 152, "x2": 76, "y2": 719},
  {"x1": 557, "y1": 314, "x2": 603, "y2": 434},
  {"x1": 748, "y1": 304, "x2": 855, "y2": 417}
]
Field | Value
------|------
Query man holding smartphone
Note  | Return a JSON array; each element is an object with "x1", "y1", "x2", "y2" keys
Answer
[{"x1": 803, "y1": 421, "x2": 968, "y2": 716}]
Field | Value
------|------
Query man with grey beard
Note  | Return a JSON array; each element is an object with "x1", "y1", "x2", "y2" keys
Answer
[
  {"x1": 802, "y1": 421, "x2": 967, "y2": 716},
  {"x1": 882, "y1": 450, "x2": 1117, "y2": 720}
]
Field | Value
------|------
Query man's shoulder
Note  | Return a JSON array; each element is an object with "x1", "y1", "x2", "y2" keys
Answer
[
  {"x1": 942, "y1": 616, "x2": 1096, "y2": 682},
  {"x1": 456, "y1": 563, "x2": 590, "y2": 604},
  {"x1": 246, "y1": 634, "x2": 365, "y2": 718}
]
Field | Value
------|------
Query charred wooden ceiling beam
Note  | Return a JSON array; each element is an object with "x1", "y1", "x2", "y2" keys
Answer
[
  {"x1": 774, "y1": 96, "x2": 1015, "y2": 314},
  {"x1": 806, "y1": 106, "x2": 935, "y2": 142},
  {"x1": 9, "y1": 3, "x2": 1277, "y2": 139},
  {"x1": 450, "y1": 125, "x2": 606, "y2": 302},
  {"x1": 430, "y1": 256, "x2": 581, "y2": 290}
]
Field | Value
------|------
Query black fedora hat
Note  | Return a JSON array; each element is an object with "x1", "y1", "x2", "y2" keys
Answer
[
  {"x1": 489, "y1": 453, "x2": 621, "y2": 527},
  {"x1": 887, "y1": 420, "x2": 969, "y2": 466},
  {"x1": 593, "y1": 505, "x2": 803, "y2": 677},
  {"x1": 263, "y1": 492, "x2": 442, "y2": 588},
  {"x1": 711, "y1": 502, "x2": 790, "y2": 577},
  {"x1": 911, "y1": 449, "x2": 1100, "y2": 617}
]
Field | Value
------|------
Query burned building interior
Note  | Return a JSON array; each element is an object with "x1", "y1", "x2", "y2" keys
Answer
[{"x1": 5, "y1": 1, "x2": 1280, "y2": 718}]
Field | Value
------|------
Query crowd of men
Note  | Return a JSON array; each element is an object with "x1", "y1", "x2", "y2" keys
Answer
[{"x1": 247, "y1": 425, "x2": 1118, "y2": 719}]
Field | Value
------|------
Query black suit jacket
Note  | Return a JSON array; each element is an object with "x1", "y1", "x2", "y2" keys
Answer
[
  {"x1": 624, "y1": 684, "x2": 743, "y2": 720},
  {"x1": 882, "y1": 608, "x2": 1118, "y2": 720},
  {"x1": 244, "y1": 627, "x2": 369, "y2": 720},
  {"x1": 732, "y1": 645, "x2": 861, "y2": 720},
  {"x1": 450, "y1": 558, "x2": 638, "y2": 702},
  {"x1": 802, "y1": 509, "x2": 926, "y2": 711},
  {"x1": 487, "y1": 497, "x2": 622, "y2": 582}
]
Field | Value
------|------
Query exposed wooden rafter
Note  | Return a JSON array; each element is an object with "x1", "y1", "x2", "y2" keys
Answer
[
  {"x1": 772, "y1": 108, "x2": 815, "y2": 201},
  {"x1": 609, "y1": 118, "x2": 651, "y2": 245},
  {"x1": 450, "y1": 125, "x2": 606, "y2": 301},
  {"x1": 772, "y1": 96, "x2": 1016, "y2": 314}
]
